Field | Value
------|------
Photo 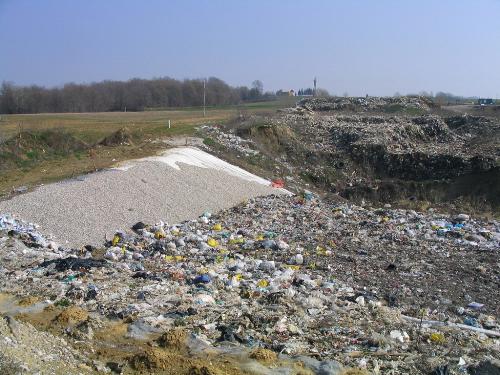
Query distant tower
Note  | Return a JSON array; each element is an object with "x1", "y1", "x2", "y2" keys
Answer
[{"x1": 313, "y1": 77, "x2": 317, "y2": 96}]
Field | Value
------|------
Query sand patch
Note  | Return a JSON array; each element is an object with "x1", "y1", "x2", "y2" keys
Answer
[{"x1": 53, "y1": 306, "x2": 88, "y2": 326}]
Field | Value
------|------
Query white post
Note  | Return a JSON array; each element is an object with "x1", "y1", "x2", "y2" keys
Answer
[
  {"x1": 203, "y1": 79, "x2": 206, "y2": 117},
  {"x1": 168, "y1": 119, "x2": 171, "y2": 129}
]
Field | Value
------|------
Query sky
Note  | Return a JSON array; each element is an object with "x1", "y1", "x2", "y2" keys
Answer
[{"x1": 1, "y1": 0, "x2": 499, "y2": 97}]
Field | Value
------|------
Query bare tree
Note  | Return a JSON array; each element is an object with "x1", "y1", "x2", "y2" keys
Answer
[
  {"x1": 248, "y1": 80, "x2": 264, "y2": 100},
  {"x1": 0, "y1": 77, "x2": 259, "y2": 114}
]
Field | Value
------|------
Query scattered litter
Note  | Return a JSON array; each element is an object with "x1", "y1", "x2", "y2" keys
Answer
[{"x1": 1, "y1": 193, "x2": 499, "y2": 374}]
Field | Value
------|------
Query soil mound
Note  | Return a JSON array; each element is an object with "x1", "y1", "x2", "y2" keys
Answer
[
  {"x1": 99, "y1": 127, "x2": 133, "y2": 146},
  {"x1": 0, "y1": 130, "x2": 88, "y2": 171},
  {"x1": 219, "y1": 108, "x2": 499, "y2": 212},
  {"x1": 249, "y1": 348, "x2": 278, "y2": 363},
  {"x1": 53, "y1": 306, "x2": 89, "y2": 326},
  {"x1": 157, "y1": 329, "x2": 188, "y2": 350}
]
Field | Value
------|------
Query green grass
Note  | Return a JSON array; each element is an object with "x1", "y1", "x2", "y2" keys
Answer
[
  {"x1": 0, "y1": 97, "x2": 296, "y2": 142},
  {"x1": 202, "y1": 137, "x2": 216, "y2": 147},
  {"x1": 26, "y1": 150, "x2": 38, "y2": 159},
  {"x1": 384, "y1": 104, "x2": 426, "y2": 116},
  {"x1": 144, "y1": 96, "x2": 298, "y2": 112}
]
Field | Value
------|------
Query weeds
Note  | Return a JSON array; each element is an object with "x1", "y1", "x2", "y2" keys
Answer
[
  {"x1": 0, "y1": 353, "x2": 22, "y2": 375},
  {"x1": 54, "y1": 298, "x2": 71, "y2": 307},
  {"x1": 203, "y1": 137, "x2": 216, "y2": 147}
]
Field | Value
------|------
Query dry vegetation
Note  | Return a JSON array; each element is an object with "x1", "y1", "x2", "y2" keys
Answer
[{"x1": 0, "y1": 98, "x2": 297, "y2": 197}]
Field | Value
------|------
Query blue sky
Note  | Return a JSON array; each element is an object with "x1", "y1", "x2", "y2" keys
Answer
[{"x1": 1, "y1": 0, "x2": 499, "y2": 97}]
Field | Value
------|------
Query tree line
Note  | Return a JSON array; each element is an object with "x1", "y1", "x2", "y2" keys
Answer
[
  {"x1": 0, "y1": 77, "x2": 267, "y2": 114},
  {"x1": 297, "y1": 88, "x2": 314, "y2": 96}
]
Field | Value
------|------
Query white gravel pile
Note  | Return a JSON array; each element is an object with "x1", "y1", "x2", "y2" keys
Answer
[{"x1": 0, "y1": 147, "x2": 285, "y2": 248}]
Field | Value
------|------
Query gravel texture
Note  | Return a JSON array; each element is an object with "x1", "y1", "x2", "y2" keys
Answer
[
  {"x1": 0, "y1": 312, "x2": 93, "y2": 374},
  {"x1": 0, "y1": 147, "x2": 281, "y2": 248}
]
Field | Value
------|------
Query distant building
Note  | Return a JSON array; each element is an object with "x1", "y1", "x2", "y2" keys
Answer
[
  {"x1": 276, "y1": 89, "x2": 296, "y2": 96},
  {"x1": 478, "y1": 98, "x2": 494, "y2": 105}
]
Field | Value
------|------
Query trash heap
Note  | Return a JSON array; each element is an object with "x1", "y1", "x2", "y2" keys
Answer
[
  {"x1": 273, "y1": 113, "x2": 498, "y2": 181},
  {"x1": 0, "y1": 214, "x2": 53, "y2": 248},
  {"x1": 201, "y1": 125, "x2": 260, "y2": 157},
  {"x1": 295, "y1": 96, "x2": 434, "y2": 113},
  {"x1": 1, "y1": 194, "x2": 499, "y2": 374}
]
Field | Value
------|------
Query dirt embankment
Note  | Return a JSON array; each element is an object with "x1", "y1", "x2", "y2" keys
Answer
[
  {"x1": 0, "y1": 127, "x2": 138, "y2": 173},
  {"x1": 213, "y1": 99, "x2": 499, "y2": 215}
]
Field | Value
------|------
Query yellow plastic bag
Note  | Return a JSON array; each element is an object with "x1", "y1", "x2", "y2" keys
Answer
[
  {"x1": 155, "y1": 229, "x2": 166, "y2": 239},
  {"x1": 257, "y1": 279, "x2": 269, "y2": 288},
  {"x1": 165, "y1": 255, "x2": 185, "y2": 262},
  {"x1": 112, "y1": 234, "x2": 120, "y2": 246},
  {"x1": 429, "y1": 332, "x2": 445, "y2": 344},
  {"x1": 316, "y1": 246, "x2": 329, "y2": 256},
  {"x1": 207, "y1": 238, "x2": 218, "y2": 247}
]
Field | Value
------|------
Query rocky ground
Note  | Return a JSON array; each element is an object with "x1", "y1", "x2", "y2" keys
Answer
[
  {"x1": 1, "y1": 193, "x2": 499, "y2": 374},
  {"x1": 0, "y1": 147, "x2": 280, "y2": 248},
  {"x1": 0, "y1": 304, "x2": 94, "y2": 375}
]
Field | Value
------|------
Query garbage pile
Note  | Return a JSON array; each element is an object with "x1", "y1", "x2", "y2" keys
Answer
[
  {"x1": 210, "y1": 110, "x2": 499, "y2": 212},
  {"x1": 201, "y1": 125, "x2": 260, "y2": 157},
  {"x1": 295, "y1": 96, "x2": 434, "y2": 113},
  {"x1": 273, "y1": 113, "x2": 499, "y2": 181},
  {"x1": 1, "y1": 194, "x2": 499, "y2": 374},
  {"x1": 0, "y1": 214, "x2": 54, "y2": 249}
]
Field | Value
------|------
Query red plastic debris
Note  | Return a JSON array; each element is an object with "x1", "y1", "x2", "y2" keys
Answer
[{"x1": 271, "y1": 179, "x2": 285, "y2": 188}]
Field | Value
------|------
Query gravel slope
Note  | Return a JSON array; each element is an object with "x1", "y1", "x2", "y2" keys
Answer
[{"x1": 0, "y1": 147, "x2": 282, "y2": 248}]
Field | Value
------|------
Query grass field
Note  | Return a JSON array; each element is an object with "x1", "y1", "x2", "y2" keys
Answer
[
  {"x1": 0, "y1": 97, "x2": 298, "y2": 141},
  {"x1": 0, "y1": 97, "x2": 298, "y2": 197}
]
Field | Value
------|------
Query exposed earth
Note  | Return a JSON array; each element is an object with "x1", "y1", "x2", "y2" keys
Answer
[{"x1": 203, "y1": 96, "x2": 499, "y2": 216}]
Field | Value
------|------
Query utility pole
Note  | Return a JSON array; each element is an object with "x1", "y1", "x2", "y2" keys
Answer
[
  {"x1": 203, "y1": 79, "x2": 206, "y2": 117},
  {"x1": 313, "y1": 77, "x2": 317, "y2": 97}
]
